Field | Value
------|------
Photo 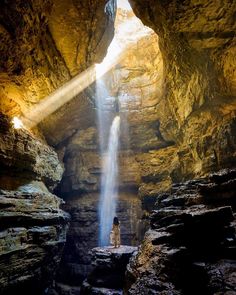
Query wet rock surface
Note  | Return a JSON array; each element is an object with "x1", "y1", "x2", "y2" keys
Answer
[
  {"x1": 126, "y1": 169, "x2": 236, "y2": 294},
  {"x1": 49, "y1": 2, "x2": 236, "y2": 291},
  {"x1": 81, "y1": 246, "x2": 137, "y2": 295}
]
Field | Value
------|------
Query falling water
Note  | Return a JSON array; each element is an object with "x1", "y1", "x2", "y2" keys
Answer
[
  {"x1": 95, "y1": 77, "x2": 110, "y2": 152},
  {"x1": 99, "y1": 116, "x2": 120, "y2": 246}
]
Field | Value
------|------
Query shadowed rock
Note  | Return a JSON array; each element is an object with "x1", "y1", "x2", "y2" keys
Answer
[{"x1": 81, "y1": 246, "x2": 137, "y2": 294}]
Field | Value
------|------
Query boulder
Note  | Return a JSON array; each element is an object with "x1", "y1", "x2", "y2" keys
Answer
[{"x1": 81, "y1": 246, "x2": 137, "y2": 294}]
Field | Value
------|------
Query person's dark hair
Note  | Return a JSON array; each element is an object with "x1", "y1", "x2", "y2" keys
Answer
[{"x1": 113, "y1": 216, "x2": 119, "y2": 225}]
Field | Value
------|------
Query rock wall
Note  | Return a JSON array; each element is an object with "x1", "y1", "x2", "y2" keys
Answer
[
  {"x1": 50, "y1": 3, "x2": 236, "y2": 291},
  {"x1": 128, "y1": 0, "x2": 236, "y2": 191},
  {"x1": 0, "y1": 114, "x2": 69, "y2": 295},
  {"x1": 52, "y1": 192, "x2": 142, "y2": 295},
  {"x1": 0, "y1": 0, "x2": 115, "y2": 144},
  {"x1": 126, "y1": 169, "x2": 236, "y2": 294},
  {"x1": 0, "y1": 1, "x2": 116, "y2": 293},
  {"x1": 0, "y1": 115, "x2": 63, "y2": 191},
  {"x1": 50, "y1": 14, "x2": 163, "y2": 286},
  {"x1": 1, "y1": 1, "x2": 236, "y2": 294}
]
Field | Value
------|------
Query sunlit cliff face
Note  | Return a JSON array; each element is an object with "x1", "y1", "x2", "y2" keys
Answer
[
  {"x1": 2, "y1": 0, "x2": 234, "y2": 180},
  {"x1": 95, "y1": 0, "x2": 160, "y2": 135},
  {"x1": 0, "y1": 0, "x2": 115, "y2": 127},
  {"x1": 11, "y1": 0, "x2": 153, "y2": 130},
  {"x1": 96, "y1": 0, "x2": 153, "y2": 78}
]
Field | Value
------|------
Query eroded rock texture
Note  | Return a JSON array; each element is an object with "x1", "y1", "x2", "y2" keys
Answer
[
  {"x1": 128, "y1": 0, "x2": 236, "y2": 191},
  {"x1": 126, "y1": 169, "x2": 236, "y2": 294},
  {"x1": 81, "y1": 246, "x2": 137, "y2": 295},
  {"x1": 46, "y1": 2, "x2": 236, "y2": 291},
  {"x1": 54, "y1": 132, "x2": 143, "y2": 289},
  {"x1": 0, "y1": 0, "x2": 115, "y2": 141},
  {"x1": 0, "y1": 114, "x2": 63, "y2": 190},
  {"x1": 0, "y1": 189, "x2": 69, "y2": 295},
  {"x1": 1, "y1": 0, "x2": 236, "y2": 294},
  {"x1": 0, "y1": 1, "x2": 116, "y2": 292},
  {"x1": 0, "y1": 114, "x2": 69, "y2": 295}
]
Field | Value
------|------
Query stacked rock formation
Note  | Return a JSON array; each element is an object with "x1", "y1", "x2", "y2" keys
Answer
[
  {"x1": 81, "y1": 246, "x2": 137, "y2": 295},
  {"x1": 0, "y1": 114, "x2": 69, "y2": 295},
  {"x1": 126, "y1": 169, "x2": 236, "y2": 294}
]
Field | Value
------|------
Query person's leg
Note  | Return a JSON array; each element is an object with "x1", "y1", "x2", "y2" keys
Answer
[
  {"x1": 117, "y1": 234, "x2": 120, "y2": 247},
  {"x1": 114, "y1": 235, "x2": 118, "y2": 248}
]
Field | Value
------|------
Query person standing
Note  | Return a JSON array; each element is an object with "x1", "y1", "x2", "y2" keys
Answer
[{"x1": 110, "y1": 216, "x2": 121, "y2": 248}]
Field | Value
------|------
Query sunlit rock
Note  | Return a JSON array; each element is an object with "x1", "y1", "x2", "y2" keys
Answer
[
  {"x1": 0, "y1": 113, "x2": 63, "y2": 190},
  {"x1": 0, "y1": 0, "x2": 235, "y2": 294}
]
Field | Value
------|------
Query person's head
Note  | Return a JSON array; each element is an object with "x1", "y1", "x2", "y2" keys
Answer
[{"x1": 113, "y1": 216, "x2": 119, "y2": 225}]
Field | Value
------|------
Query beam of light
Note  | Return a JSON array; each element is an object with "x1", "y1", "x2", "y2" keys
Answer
[
  {"x1": 21, "y1": 65, "x2": 97, "y2": 128},
  {"x1": 20, "y1": 15, "x2": 153, "y2": 129},
  {"x1": 95, "y1": 39, "x2": 122, "y2": 79},
  {"x1": 12, "y1": 117, "x2": 24, "y2": 129}
]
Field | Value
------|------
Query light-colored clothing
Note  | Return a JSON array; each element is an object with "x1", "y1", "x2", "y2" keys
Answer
[{"x1": 110, "y1": 224, "x2": 120, "y2": 247}]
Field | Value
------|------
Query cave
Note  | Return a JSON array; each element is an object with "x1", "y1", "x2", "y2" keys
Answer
[{"x1": 0, "y1": 0, "x2": 236, "y2": 294}]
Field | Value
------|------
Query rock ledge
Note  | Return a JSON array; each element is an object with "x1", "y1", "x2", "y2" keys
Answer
[{"x1": 81, "y1": 246, "x2": 137, "y2": 295}]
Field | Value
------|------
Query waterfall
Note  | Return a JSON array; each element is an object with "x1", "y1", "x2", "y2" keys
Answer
[
  {"x1": 95, "y1": 78, "x2": 110, "y2": 152},
  {"x1": 98, "y1": 115, "x2": 120, "y2": 246}
]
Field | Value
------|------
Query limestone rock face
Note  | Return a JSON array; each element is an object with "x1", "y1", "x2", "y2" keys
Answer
[
  {"x1": 53, "y1": 121, "x2": 144, "y2": 288},
  {"x1": 89, "y1": 1, "x2": 236, "y2": 198},
  {"x1": 1, "y1": 1, "x2": 236, "y2": 294},
  {"x1": 48, "y1": 0, "x2": 116, "y2": 76},
  {"x1": 128, "y1": 0, "x2": 236, "y2": 177},
  {"x1": 0, "y1": 0, "x2": 115, "y2": 140},
  {"x1": 49, "y1": 3, "x2": 236, "y2": 292},
  {"x1": 0, "y1": 114, "x2": 63, "y2": 190},
  {"x1": 126, "y1": 169, "x2": 236, "y2": 295},
  {"x1": 0, "y1": 114, "x2": 69, "y2": 295},
  {"x1": 58, "y1": 127, "x2": 141, "y2": 194},
  {"x1": 0, "y1": 188, "x2": 70, "y2": 295},
  {"x1": 93, "y1": 7, "x2": 168, "y2": 152},
  {"x1": 0, "y1": 1, "x2": 116, "y2": 288},
  {"x1": 53, "y1": 8, "x2": 175, "y2": 251},
  {"x1": 0, "y1": 0, "x2": 70, "y2": 117}
]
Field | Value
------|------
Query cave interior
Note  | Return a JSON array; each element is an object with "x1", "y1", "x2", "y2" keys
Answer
[{"x1": 0, "y1": 0, "x2": 236, "y2": 294}]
